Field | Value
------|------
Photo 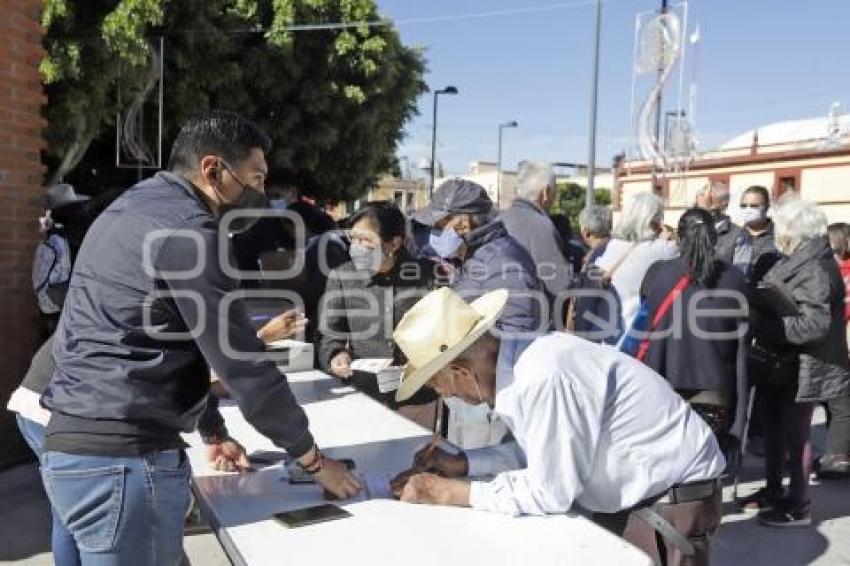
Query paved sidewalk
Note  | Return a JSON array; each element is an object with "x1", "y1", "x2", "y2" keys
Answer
[{"x1": 1, "y1": 409, "x2": 847, "y2": 565}]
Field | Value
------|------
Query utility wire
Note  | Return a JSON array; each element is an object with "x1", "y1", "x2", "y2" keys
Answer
[{"x1": 164, "y1": 0, "x2": 611, "y2": 35}]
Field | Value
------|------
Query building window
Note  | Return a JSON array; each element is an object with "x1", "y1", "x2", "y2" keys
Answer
[
  {"x1": 406, "y1": 192, "x2": 415, "y2": 211},
  {"x1": 393, "y1": 190, "x2": 404, "y2": 208},
  {"x1": 774, "y1": 168, "x2": 801, "y2": 199},
  {"x1": 778, "y1": 176, "x2": 797, "y2": 195}
]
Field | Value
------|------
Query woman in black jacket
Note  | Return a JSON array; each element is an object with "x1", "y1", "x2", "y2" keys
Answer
[
  {"x1": 741, "y1": 199, "x2": 850, "y2": 527},
  {"x1": 639, "y1": 208, "x2": 749, "y2": 450},
  {"x1": 318, "y1": 201, "x2": 437, "y2": 412}
]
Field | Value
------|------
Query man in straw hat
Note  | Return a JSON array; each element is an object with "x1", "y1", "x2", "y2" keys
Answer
[{"x1": 390, "y1": 287, "x2": 726, "y2": 566}]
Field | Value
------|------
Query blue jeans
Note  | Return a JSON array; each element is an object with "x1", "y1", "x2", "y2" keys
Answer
[
  {"x1": 15, "y1": 414, "x2": 81, "y2": 566},
  {"x1": 41, "y1": 449, "x2": 191, "y2": 566}
]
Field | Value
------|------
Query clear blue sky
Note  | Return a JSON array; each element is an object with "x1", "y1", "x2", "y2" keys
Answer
[{"x1": 376, "y1": 0, "x2": 850, "y2": 176}]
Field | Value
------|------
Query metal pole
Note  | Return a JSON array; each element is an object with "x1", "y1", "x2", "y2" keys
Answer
[
  {"x1": 497, "y1": 125, "x2": 503, "y2": 208},
  {"x1": 158, "y1": 36, "x2": 164, "y2": 170},
  {"x1": 653, "y1": 0, "x2": 669, "y2": 158},
  {"x1": 585, "y1": 0, "x2": 602, "y2": 208},
  {"x1": 430, "y1": 92, "x2": 439, "y2": 197}
]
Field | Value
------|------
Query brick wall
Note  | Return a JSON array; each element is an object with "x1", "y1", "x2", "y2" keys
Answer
[{"x1": 0, "y1": 0, "x2": 46, "y2": 467}]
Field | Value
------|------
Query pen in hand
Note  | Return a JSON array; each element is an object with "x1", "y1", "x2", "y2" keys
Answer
[{"x1": 415, "y1": 433, "x2": 442, "y2": 471}]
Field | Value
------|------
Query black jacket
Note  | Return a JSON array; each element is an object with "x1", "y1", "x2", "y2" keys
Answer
[
  {"x1": 714, "y1": 215, "x2": 742, "y2": 261},
  {"x1": 758, "y1": 237, "x2": 850, "y2": 401},
  {"x1": 318, "y1": 250, "x2": 438, "y2": 371},
  {"x1": 716, "y1": 219, "x2": 781, "y2": 285},
  {"x1": 640, "y1": 258, "x2": 749, "y2": 397},
  {"x1": 571, "y1": 241, "x2": 615, "y2": 342},
  {"x1": 43, "y1": 171, "x2": 313, "y2": 458}
]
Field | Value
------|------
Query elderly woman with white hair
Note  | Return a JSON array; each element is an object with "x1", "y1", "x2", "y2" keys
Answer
[
  {"x1": 738, "y1": 198, "x2": 850, "y2": 527},
  {"x1": 586, "y1": 192, "x2": 677, "y2": 343}
]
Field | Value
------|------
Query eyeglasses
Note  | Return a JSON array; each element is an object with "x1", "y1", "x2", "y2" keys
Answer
[{"x1": 347, "y1": 230, "x2": 381, "y2": 248}]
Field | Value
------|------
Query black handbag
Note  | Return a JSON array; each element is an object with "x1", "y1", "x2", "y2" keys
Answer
[{"x1": 747, "y1": 339, "x2": 799, "y2": 388}]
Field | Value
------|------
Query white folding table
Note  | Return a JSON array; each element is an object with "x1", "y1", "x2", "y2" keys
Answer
[{"x1": 185, "y1": 370, "x2": 652, "y2": 566}]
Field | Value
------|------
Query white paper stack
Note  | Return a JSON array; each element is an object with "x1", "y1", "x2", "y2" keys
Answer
[{"x1": 266, "y1": 339, "x2": 315, "y2": 373}]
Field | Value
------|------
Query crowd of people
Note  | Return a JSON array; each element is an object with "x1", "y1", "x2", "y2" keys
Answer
[{"x1": 6, "y1": 109, "x2": 850, "y2": 566}]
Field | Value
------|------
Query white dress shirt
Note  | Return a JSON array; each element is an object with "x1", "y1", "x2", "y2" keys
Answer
[
  {"x1": 466, "y1": 333, "x2": 725, "y2": 516},
  {"x1": 594, "y1": 238, "x2": 678, "y2": 336}
]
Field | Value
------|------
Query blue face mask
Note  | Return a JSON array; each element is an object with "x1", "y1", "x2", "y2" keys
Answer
[
  {"x1": 269, "y1": 198, "x2": 288, "y2": 210},
  {"x1": 429, "y1": 227, "x2": 464, "y2": 259}
]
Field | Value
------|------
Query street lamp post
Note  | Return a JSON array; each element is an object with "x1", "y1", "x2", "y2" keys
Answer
[
  {"x1": 496, "y1": 120, "x2": 518, "y2": 208},
  {"x1": 430, "y1": 86, "x2": 458, "y2": 197},
  {"x1": 585, "y1": 0, "x2": 602, "y2": 208}
]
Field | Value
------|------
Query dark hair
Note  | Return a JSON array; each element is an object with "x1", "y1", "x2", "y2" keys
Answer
[
  {"x1": 168, "y1": 110, "x2": 272, "y2": 173},
  {"x1": 828, "y1": 222, "x2": 850, "y2": 258},
  {"x1": 742, "y1": 185, "x2": 771, "y2": 208},
  {"x1": 348, "y1": 201, "x2": 407, "y2": 242},
  {"x1": 677, "y1": 207, "x2": 721, "y2": 287}
]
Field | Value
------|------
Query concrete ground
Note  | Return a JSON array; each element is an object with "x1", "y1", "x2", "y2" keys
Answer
[{"x1": 1, "y1": 408, "x2": 848, "y2": 565}]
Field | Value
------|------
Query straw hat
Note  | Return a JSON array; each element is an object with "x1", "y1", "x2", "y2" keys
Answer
[{"x1": 394, "y1": 287, "x2": 508, "y2": 402}]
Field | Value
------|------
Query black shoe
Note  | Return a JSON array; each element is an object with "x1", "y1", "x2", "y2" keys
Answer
[
  {"x1": 735, "y1": 487, "x2": 783, "y2": 513},
  {"x1": 758, "y1": 501, "x2": 812, "y2": 528},
  {"x1": 816, "y1": 454, "x2": 850, "y2": 479}
]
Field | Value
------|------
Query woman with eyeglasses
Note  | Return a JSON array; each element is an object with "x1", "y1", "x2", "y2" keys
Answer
[{"x1": 318, "y1": 201, "x2": 438, "y2": 416}]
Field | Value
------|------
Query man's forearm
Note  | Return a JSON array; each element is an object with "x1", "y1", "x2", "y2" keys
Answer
[{"x1": 198, "y1": 393, "x2": 228, "y2": 442}]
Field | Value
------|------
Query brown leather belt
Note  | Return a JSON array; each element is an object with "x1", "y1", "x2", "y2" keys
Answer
[{"x1": 633, "y1": 478, "x2": 721, "y2": 557}]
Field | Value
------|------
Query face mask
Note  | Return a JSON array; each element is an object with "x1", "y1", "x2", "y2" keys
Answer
[
  {"x1": 429, "y1": 227, "x2": 464, "y2": 259},
  {"x1": 215, "y1": 160, "x2": 267, "y2": 234},
  {"x1": 349, "y1": 242, "x2": 384, "y2": 274},
  {"x1": 268, "y1": 199, "x2": 288, "y2": 210},
  {"x1": 739, "y1": 206, "x2": 765, "y2": 226}
]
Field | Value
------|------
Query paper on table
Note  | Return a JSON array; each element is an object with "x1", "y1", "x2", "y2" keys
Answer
[
  {"x1": 376, "y1": 367, "x2": 403, "y2": 393},
  {"x1": 349, "y1": 358, "x2": 393, "y2": 373}
]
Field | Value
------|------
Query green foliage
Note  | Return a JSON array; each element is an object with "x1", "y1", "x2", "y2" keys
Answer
[
  {"x1": 42, "y1": 0, "x2": 426, "y2": 201},
  {"x1": 41, "y1": 0, "x2": 165, "y2": 184},
  {"x1": 551, "y1": 183, "x2": 612, "y2": 230}
]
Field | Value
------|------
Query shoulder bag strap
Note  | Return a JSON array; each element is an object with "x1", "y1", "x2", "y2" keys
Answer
[
  {"x1": 602, "y1": 242, "x2": 639, "y2": 283},
  {"x1": 636, "y1": 274, "x2": 691, "y2": 362}
]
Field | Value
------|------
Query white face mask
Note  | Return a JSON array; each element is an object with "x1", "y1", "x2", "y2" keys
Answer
[
  {"x1": 738, "y1": 206, "x2": 765, "y2": 226},
  {"x1": 349, "y1": 241, "x2": 384, "y2": 274}
]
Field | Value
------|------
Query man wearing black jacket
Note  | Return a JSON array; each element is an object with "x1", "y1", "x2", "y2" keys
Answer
[{"x1": 40, "y1": 111, "x2": 360, "y2": 565}]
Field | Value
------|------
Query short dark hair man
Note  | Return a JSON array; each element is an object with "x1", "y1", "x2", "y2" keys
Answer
[
  {"x1": 718, "y1": 185, "x2": 780, "y2": 284},
  {"x1": 41, "y1": 111, "x2": 361, "y2": 564}
]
